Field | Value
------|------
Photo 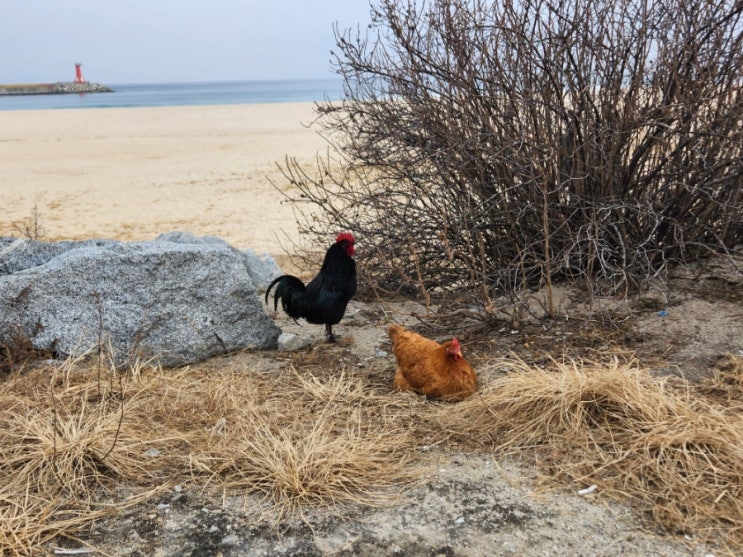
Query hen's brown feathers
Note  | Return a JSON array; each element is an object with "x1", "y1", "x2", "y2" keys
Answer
[{"x1": 388, "y1": 324, "x2": 477, "y2": 401}]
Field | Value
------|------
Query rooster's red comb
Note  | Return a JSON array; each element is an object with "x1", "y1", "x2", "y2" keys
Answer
[{"x1": 336, "y1": 232, "x2": 356, "y2": 244}]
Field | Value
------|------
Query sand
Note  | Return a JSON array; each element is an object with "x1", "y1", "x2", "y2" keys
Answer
[{"x1": 0, "y1": 103, "x2": 326, "y2": 256}]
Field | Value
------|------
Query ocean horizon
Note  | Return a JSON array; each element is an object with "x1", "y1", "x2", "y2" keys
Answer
[{"x1": 0, "y1": 78, "x2": 345, "y2": 111}]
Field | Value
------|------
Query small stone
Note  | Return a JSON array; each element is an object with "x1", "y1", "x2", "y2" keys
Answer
[
  {"x1": 638, "y1": 290, "x2": 665, "y2": 310},
  {"x1": 277, "y1": 332, "x2": 313, "y2": 351}
]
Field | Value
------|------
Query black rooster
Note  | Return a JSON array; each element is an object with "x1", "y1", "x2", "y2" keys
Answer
[{"x1": 265, "y1": 233, "x2": 357, "y2": 342}]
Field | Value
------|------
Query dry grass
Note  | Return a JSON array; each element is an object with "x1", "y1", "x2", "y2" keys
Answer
[
  {"x1": 1, "y1": 350, "x2": 742, "y2": 554},
  {"x1": 432, "y1": 354, "x2": 743, "y2": 548},
  {"x1": 0, "y1": 356, "x2": 421, "y2": 555}
]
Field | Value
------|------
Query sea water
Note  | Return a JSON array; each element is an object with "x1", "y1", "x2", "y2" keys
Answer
[{"x1": 0, "y1": 78, "x2": 344, "y2": 111}]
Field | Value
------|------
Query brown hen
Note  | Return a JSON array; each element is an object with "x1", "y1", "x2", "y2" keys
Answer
[{"x1": 388, "y1": 324, "x2": 477, "y2": 401}]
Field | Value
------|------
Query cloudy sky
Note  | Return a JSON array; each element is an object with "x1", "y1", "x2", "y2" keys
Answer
[{"x1": 1, "y1": 0, "x2": 373, "y2": 84}]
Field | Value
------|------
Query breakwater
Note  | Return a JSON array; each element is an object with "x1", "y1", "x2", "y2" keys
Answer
[{"x1": 0, "y1": 82, "x2": 113, "y2": 96}]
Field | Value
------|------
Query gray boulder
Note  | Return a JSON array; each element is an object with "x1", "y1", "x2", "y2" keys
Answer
[
  {"x1": 0, "y1": 233, "x2": 281, "y2": 367},
  {"x1": 152, "y1": 232, "x2": 283, "y2": 291},
  {"x1": 242, "y1": 248, "x2": 283, "y2": 291}
]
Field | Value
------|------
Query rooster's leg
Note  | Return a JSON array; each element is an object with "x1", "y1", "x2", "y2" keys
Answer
[{"x1": 325, "y1": 324, "x2": 336, "y2": 343}]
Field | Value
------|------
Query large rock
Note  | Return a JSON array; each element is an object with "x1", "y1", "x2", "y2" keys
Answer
[
  {"x1": 155, "y1": 232, "x2": 282, "y2": 291},
  {"x1": 242, "y1": 248, "x2": 283, "y2": 291},
  {"x1": 0, "y1": 233, "x2": 281, "y2": 367}
]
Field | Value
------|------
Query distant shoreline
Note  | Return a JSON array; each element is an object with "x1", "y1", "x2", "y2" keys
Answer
[
  {"x1": 0, "y1": 81, "x2": 113, "y2": 96},
  {"x1": 0, "y1": 79, "x2": 341, "y2": 111}
]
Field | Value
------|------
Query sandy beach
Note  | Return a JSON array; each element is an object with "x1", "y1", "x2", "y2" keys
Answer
[{"x1": 0, "y1": 103, "x2": 326, "y2": 257}]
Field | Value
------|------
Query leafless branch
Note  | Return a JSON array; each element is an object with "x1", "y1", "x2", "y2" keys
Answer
[{"x1": 279, "y1": 0, "x2": 743, "y2": 321}]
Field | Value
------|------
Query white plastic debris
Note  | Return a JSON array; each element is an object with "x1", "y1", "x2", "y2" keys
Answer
[
  {"x1": 222, "y1": 534, "x2": 239, "y2": 545},
  {"x1": 578, "y1": 484, "x2": 598, "y2": 495}
]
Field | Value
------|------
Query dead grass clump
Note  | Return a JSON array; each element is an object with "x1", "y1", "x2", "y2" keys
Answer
[
  {"x1": 2, "y1": 361, "x2": 187, "y2": 492},
  {"x1": 0, "y1": 359, "x2": 422, "y2": 555},
  {"x1": 433, "y1": 355, "x2": 743, "y2": 546},
  {"x1": 0, "y1": 360, "x2": 176, "y2": 555},
  {"x1": 697, "y1": 354, "x2": 743, "y2": 406},
  {"x1": 173, "y1": 368, "x2": 420, "y2": 520},
  {"x1": 0, "y1": 326, "x2": 52, "y2": 377}
]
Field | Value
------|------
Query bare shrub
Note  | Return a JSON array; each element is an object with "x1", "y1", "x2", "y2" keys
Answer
[
  {"x1": 278, "y1": 0, "x2": 743, "y2": 319},
  {"x1": 12, "y1": 204, "x2": 45, "y2": 241}
]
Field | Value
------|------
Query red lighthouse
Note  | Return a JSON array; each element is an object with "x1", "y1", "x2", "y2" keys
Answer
[{"x1": 74, "y1": 63, "x2": 86, "y2": 83}]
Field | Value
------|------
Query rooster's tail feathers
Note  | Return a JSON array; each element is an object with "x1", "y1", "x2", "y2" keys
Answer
[
  {"x1": 265, "y1": 275, "x2": 307, "y2": 317},
  {"x1": 266, "y1": 275, "x2": 289, "y2": 306}
]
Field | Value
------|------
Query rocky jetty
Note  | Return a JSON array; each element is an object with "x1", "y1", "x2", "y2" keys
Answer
[{"x1": 0, "y1": 81, "x2": 113, "y2": 95}]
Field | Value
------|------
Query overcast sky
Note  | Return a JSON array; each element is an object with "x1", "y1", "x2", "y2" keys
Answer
[{"x1": 1, "y1": 0, "x2": 373, "y2": 84}]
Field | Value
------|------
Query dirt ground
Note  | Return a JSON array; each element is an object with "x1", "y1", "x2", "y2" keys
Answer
[{"x1": 54, "y1": 251, "x2": 742, "y2": 557}]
